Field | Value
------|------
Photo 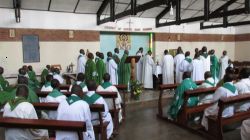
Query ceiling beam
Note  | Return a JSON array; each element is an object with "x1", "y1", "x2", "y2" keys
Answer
[
  {"x1": 97, "y1": 0, "x2": 166, "y2": 25},
  {"x1": 13, "y1": 0, "x2": 21, "y2": 23},
  {"x1": 211, "y1": 0, "x2": 237, "y2": 16},
  {"x1": 176, "y1": 0, "x2": 181, "y2": 25},
  {"x1": 48, "y1": 0, "x2": 52, "y2": 11},
  {"x1": 155, "y1": 0, "x2": 175, "y2": 26},
  {"x1": 245, "y1": 0, "x2": 250, "y2": 13},
  {"x1": 131, "y1": 0, "x2": 137, "y2": 15},
  {"x1": 204, "y1": 0, "x2": 210, "y2": 21},
  {"x1": 110, "y1": 0, "x2": 115, "y2": 22},
  {"x1": 73, "y1": 0, "x2": 80, "y2": 13},
  {"x1": 201, "y1": 20, "x2": 250, "y2": 29}
]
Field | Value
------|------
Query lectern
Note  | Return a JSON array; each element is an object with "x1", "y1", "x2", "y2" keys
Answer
[{"x1": 125, "y1": 56, "x2": 141, "y2": 80}]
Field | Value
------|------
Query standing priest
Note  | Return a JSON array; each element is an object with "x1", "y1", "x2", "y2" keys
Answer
[
  {"x1": 161, "y1": 50, "x2": 174, "y2": 84},
  {"x1": 77, "y1": 49, "x2": 87, "y2": 74},
  {"x1": 142, "y1": 50, "x2": 154, "y2": 89},
  {"x1": 136, "y1": 47, "x2": 144, "y2": 83},
  {"x1": 118, "y1": 50, "x2": 131, "y2": 85}
]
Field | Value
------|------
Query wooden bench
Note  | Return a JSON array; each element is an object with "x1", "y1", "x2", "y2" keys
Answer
[
  {"x1": 114, "y1": 84, "x2": 127, "y2": 120},
  {"x1": 33, "y1": 103, "x2": 108, "y2": 140},
  {"x1": 157, "y1": 81, "x2": 204, "y2": 118},
  {"x1": 0, "y1": 117, "x2": 86, "y2": 140},
  {"x1": 178, "y1": 87, "x2": 217, "y2": 125},
  {"x1": 207, "y1": 94, "x2": 250, "y2": 140}
]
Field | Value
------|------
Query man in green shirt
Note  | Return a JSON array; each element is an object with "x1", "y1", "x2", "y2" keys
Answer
[
  {"x1": 118, "y1": 50, "x2": 131, "y2": 85},
  {"x1": 28, "y1": 65, "x2": 40, "y2": 88},
  {"x1": 85, "y1": 53, "x2": 98, "y2": 83},
  {"x1": 41, "y1": 65, "x2": 50, "y2": 85},
  {"x1": 210, "y1": 50, "x2": 219, "y2": 80},
  {"x1": 96, "y1": 53, "x2": 106, "y2": 85},
  {"x1": 0, "y1": 67, "x2": 9, "y2": 92}
]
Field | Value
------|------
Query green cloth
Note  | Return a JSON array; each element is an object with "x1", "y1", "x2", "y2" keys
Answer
[
  {"x1": 85, "y1": 59, "x2": 98, "y2": 82},
  {"x1": 0, "y1": 75, "x2": 9, "y2": 91},
  {"x1": 66, "y1": 95, "x2": 82, "y2": 105},
  {"x1": 44, "y1": 82, "x2": 51, "y2": 88},
  {"x1": 83, "y1": 93, "x2": 101, "y2": 105},
  {"x1": 96, "y1": 59, "x2": 106, "y2": 85},
  {"x1": 204, "y1": 79, "x2": 215, "y2": 87},
  {"x1": 223, "y1": 82, "x2": 236, "y2": 93},
  {"x1": 168, "y1": 78, "x2": 198, "y2": 119},
  {"x1": 73, "y1": 81, "x2": 86, "y2": 88},
  {"x1": 95, "y1": 57, "x2": 99, "y2": 63},
  {"x1": 41, "y1": 68, "x2": 49, "y2": 84},
  {"x1": 185, "y1": 57, "x2": 192, "y2": 63},
  {"x1": 0, "y1": 86, "x2": 39, "y2": 106},
  {"x1": 118, "y1": 54, "x2": 131, "y2": 85},
  {"x1": 202, "y1": 53, "x2": 208, "y2": 58},
  {"x1": 210, "y1": 55, "x2": 219, "y2": 79},
  {"x1": 8, "y1": 97, "x2": 27, "y2": 111},
  {"x1": 27, "y1": 71, "x2": 40, "y2": 89},
  {"x1": 113, "y1": 54, "x2": 120, "y2": 64},
  {"x1": 101, "y1": 82, "x2": 112, "y2": 89},
  {"x1": 48, "y1": 89, "x2": 64, "y2": 98}
]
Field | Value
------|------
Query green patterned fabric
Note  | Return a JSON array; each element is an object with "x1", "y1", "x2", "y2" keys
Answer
[
  {"x1": 44, "y1": 82, "x2": 51, "y2": 88},
  {"x1": 9, "y1": 97, "x2": 27, "y2": 111},
  {"x1": 41, "y1": 68, "x2": 49, "y2": 84},
  {"x1": 73, "y1": 81, "x2": 86, "y2": 88},
  {"x1": 204, "y1": 79, "x2": 215, "y2": 87},
  {"x1": 27, "y1": 71, "x2": 40, "y2": 90},
  {"x1": 48, "y1": 89, "x2": 63, "y2": 98},
  {"x1": 168, "y1": 78, "x2": 198, "y2": 119},
  {"x1": 0, "y1": 75, "x2": 9, "y2": 91},
  {"x1": 202, "y1": 53, "x2": 208, "y2": 58},
  {"x1": 118, "y1": 54, "x2": 131, "y2": 85},
  {"x1": 66, "y1": 95, "x2": 82, "y2": 105},
  {"x1": 101, "y1": 82, "x2": 112, "y2": 89},
  {"x1": 210, "y1": 55, "x2": 219, "y2": 79},
  {"x1": 96, "y1": 59, "x2": 106, "y2": 85},
  {"x1": 223, "y1": 82, "x2": 236, "y2": 93},
  {"x1": 85, "y1": 59, "x2": 98, "y2": 83},
  {"x1": 83, "y1": 93, "x2": 101, "y2": 105},
  {"x1": 185, "y1": 57, "x2": 192, "y2": 63}
]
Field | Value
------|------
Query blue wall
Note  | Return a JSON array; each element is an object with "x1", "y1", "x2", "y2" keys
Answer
[{"x1": 100, "y1": 32, "x2": 150, "y2": 60}]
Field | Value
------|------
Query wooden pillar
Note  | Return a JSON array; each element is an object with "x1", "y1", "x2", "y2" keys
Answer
[{"x1": 131, "y1": 58, "x2": 136, "y2": 80}]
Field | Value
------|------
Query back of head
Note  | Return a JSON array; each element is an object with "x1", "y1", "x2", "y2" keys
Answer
[
  {"x1": 99, "y1": 53, "x2": 104, "y2": 59},
  {"x1": 195, "y1": 48, "x2": 199, "y2": 53},
  {"x1": 0, "y1": 67, "x2": 3, "y2": 75},
  {"x1": 185, "y1": 51, "x2": 190, "y2": 57},
  {"x1": 164, "y1": 49, "x2": 168, "y2": 55},
  {"x1": 114, "y1": 48, "x2": 119, "y2": 53},
  {"x1": 19, "y1": 68, "x2": 26, "y2": 75},
  {"x1": 86, "y1": 80, "x2": 96, "y2": 91},
  {"x1": 183, "y1": 72, "x2": 191, "y2": 80},
  {"x1": 88, "y1": 53, "x2": 94, "y2": 59},
  {"x1": 51, "y1": 79, "x2": 60, "y2": 89},
  {"x1": 103, "y1": 73, "x2": 110, "y2": 82},
  {"x1": 239, "y1": 68, "x2": 250, "y2": 79},
  {"x1": 107, "y1": 52, "x2": 112, "y2": 57},
  {"x1": 46, "y1": 65, "x2": 51, "y2": 70},
  {"x1": 210, "y1": 49, "x2": 215, "y2": 55},
  {"x1": 202, "y1": 46, "x2": 207, "y2": 52},
  {"x1": 96, "y1": 51, "x2": 100, "y2": 57},
  {"x1": 223, "y1": 73, "x2": 234, "y2": 83},
  {"x1": 194, "y1": 53, "x2": 200, "y2": 59},
  {"x1": 225, "y1": 67, "x2": 234, "y2": 74},
  {"x1": 177, "y1": 46, "x2": 183, "y2": 54},
  {"x1": 46, "y1": 74, "x2": 53, "y2": 82},
  {"x1": 139, "y1": 47, "x2": 143, "y2": 52},
  {"x1": 148, "y1": 50, "x2": 152, "y2": 55},
  {"x1": 80, "y1": 49, "x2": 85, "y2": 54},
  {"x1": 223, "y1": 50, "x2": 227, "y2": 56},
  {"x1": 17, "y1": 76, "x2": 28, "y2": 85},
  {"x1": 28, "y1": 65, "x2": 32, "y2": 71},
  {"x1": 124, "y1": 50, "x2": 129, "y2": 55},
  {"x1": 204, "y1": 71, "x2": 212, "y2": 79},
  {"x1": 71, "y1": 85, "x2": 83, "y2": 98},
  {"x1": 77, "y1": 73, "x2": 85, "y2": 81},
  {"x1": 16, "y1": 85, "x2": 29, "y2": 99}
]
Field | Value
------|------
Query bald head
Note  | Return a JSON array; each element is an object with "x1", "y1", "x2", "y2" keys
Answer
[
  {"x1": 86, "y1": 80, "x2": 96, "y2": 91},
  {"x1": 16, "y1": 85, "x2": 29, "y2": 99},
  {"x1": 103, "y1": 73, "x2": 110, "y2": 82},
  {"x1": 204, "y1": 71, "x2": 212, "y2": 80},
  {"x1": 185, "y1": 51, "x2": 190, "y2": 57},
  {"x1": 51, "y1": 79, "x2": 60, "y2": 89}
]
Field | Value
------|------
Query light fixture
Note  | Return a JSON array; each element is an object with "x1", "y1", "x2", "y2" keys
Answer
[{"x1": 170, "y1": 2, "x2": 174, "y2": 16}]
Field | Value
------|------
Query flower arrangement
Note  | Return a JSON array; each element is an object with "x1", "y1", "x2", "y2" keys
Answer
[{"x1": 130, "y1": 80, "x2": 143, "y2": 100}]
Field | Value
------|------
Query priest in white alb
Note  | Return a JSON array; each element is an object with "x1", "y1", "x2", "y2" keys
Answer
[
  {"x1": 200, "y1": 46, "x2": 210, "y2": 75},
  {"x1": 142, "y1": 50, "x2": 154, "y2": 89},
  {"x1": 174, "y1": 47, "x2": 185, "y2": 83},
  {"x1": 161, "y1": 49, "x2": 174, "y2": 84},
  {"x1": 179, "y1": 51, "x2": 193, "y2": 73},
  {"x1": 106, "y1": 52, "x2": 118, "y2": 85},
  {"x1": 219, "y1": 50, "x2": 229, "y2": 80},
  {"x1": 136, "y1": 47, "x2": 144, "y2": 83},
  {"x1": 191, "y1": 53, "x2": 204, "y2": 81},
  {"x1": 77, "y1": 49, "x2": 87, "y2": 74}
]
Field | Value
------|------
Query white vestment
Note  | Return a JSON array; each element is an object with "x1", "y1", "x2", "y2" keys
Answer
[
  {"x1": 136, "y1": 52, "x2": 143, "y2": 83},
  {"x1": 191, "y1": 59, "x2": 204, "y2": 81},
  {"x1": 86, "y1": 91, "x2": 113, "y2": 139},
  {"x1": 174, "y1": 54, "x2": 185, "y2": 83},
  {"x1": 200, "y1": 54, "x2": 211, "y2": 75},
  {"x1": 45, "y1": 94, "x2": 66, "y2": 120},
  {"x1": 235, "y1": 78, "x2": 250, "y2": 112},
  {"x1": 77, "y1": 54, "x2": 87, "y2": 74},
  {"x1": 3, "y1": 101, "x2": 48, "y2": 140},
  {"x1": 96, "y1": 85, "x2": 123, "y2": 122},
  {"x1": 201, "y1": 83, "x2": 238, "y2": 130},
  {"x1": 106, "y1": 58, "x2": 118, "y2": 85},
  {"x1": 56, "y1": 94, "x2": 95, "y2": 140},
  {"x1": 69, "y1": 81, "x2": 88, "y2": 92},
  {"x1": 40, "y1": 85, "x2": 53, "y2": 102},
  {"x1": 241, "y1": 119, "x2": 250, "y2": 140},
  {"x1": 142, "y1": 54, "x2": 154, "y2": 89},
  {"x1": 198, "y1": 77, "x2": 216, "y2": 104},
  {"x1": 161, "y1": 54, "x2": 174, "y2": 84},
  {"x1": 219, "y1": 55, "x2": 229, "y2": 80},
  {"x1": 53, "y1": 74, "x2": 64, "y2": 84},
  {"x1": 179, "y1": 58, "x2": 193, "y2": 73}
]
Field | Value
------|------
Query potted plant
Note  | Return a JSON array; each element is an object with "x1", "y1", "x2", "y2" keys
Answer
[{"x1": 130, "y1": 80, "x2": 143, "y2": 100}]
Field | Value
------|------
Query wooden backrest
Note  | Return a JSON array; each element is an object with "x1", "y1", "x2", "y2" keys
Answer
[
  {"x1": 159, "y1": 80, "x2": 204, "y2": 90},
  {"x1": 36, "y1": 91, "x2": 71, "y2": 97},
  {"x1": 184, "y1": 87, "x2": 217, "y2": 98},
  {"x1": 114, "y1": 84, "x2": 127, "y2": 91}
]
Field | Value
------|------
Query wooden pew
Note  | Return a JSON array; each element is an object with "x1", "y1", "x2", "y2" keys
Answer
[
  {"x1": 178, "y1": 87, "x2": 217, "y2": 125},
  {"x1": 114, "y1": 84, "x2": 127, "y2": 120},
  {"x1": 207, "y1": 94, "x2": 250, "y2": 140},
  {"x1": 33, "y1": 103, "x2": 108, "y2": 140},
  {"x1": 0, "y1": 117, "x2": 86, "y2": 140},
  {"x1": 157, "y1": 81, "x2": 204, "y2": 118}
]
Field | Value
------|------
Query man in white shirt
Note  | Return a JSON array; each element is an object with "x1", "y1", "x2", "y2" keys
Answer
[
  {"x1": 106, "y1": 52, "x2": 118, "y2": 85},
  {"x1": 174, "y1": 47, "x2": 185, "y2": 83},
  {"x1": 200, "y1": 46, "x2": 210, "y2": 76},
  {"x1": 136, "y1": 47, "x2": 144, "y2": 83},
  {"x1": 56, "y1": 85, "x2": 95, "y2": 140},
  {"x1": 77, "y1": 49, "x2": 87, "y2": 74},
  {"x1": 192, "y1": 53, "x2": 204, "y2": 81},
  {"x1": 53, "y1": 68, "x2": 64, "y2": 84},
  {"x1": 219, "y1": 51, "x2": 229, "y2": 80},
  {"x1": 161, "y1": 49, "x2": 174, "y2": 84},
  {"x1": 142, "y1": 51, "x2": 155, "y2": 89},
  {"x1": 69, "y1": 73, "x2": 88, "y2": 92},
  {"x1": 3, "y1": 85, "x2": 48, "y2": 140},
  {"x1": 179, "y1": 51, "x2": 193, "y2": 73},
  {"x1": 41, "y1": 74, "x2": 53, "y2": 92}
]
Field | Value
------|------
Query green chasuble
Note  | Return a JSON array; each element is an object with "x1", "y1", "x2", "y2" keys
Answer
[
  {"x1": 83, "y1": 93, "x2": 101, "y2": 105},
  {"x1": 168, "y1": 78, "x2": 198, "y2": 119},
  {"x1": 210, "y1": 55, "x2": 219, "y2": 79},
  {"x1": 0, "y1": 75, "x2": 9, "y2": 91},
  {"x1": 28, "y1": 71, "x2": 40, "y2": 89},
  {"x1": 96, "y1": 59, "x2": 106, "y2": 85},
  {"x1": 8, "y1": 97, "x2": 27, "y2": 111},
  {"x1": 85, "y1": 59, "x2": 98, "y2": 82},
  {"x1": 0, "y1": 86, "x2": 39, "y2": 106},
  {"x1": 118, "y1": 54, "x2": 131, "y2": 85},
  {"x1": 41, "y1": 68, "x2": 49, "y2": 84},
  {"x1": 48, "y1": 89, "x2": 63, "y2": 98},
  {"x1": 113, "y1": 54, "x2": 120, "y2": 64},
  {"x1": 101, "y1": 82, "x2": 112, "y2": 89}
]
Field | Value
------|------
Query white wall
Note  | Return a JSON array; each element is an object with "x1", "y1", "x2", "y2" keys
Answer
[
  {"x1": 0, "y1": 41, "x2": 99, "y2": 76},
  {"x1": 235, "y1": 41, "x2": 250, "y2": 61},
  {"x1": 154, "y1": 41, "x2": 235, "y2": 61}
]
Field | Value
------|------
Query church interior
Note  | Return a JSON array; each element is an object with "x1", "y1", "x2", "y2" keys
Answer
[{"x1": 1, "y1": 0, "x2": 250, "y2": 140}]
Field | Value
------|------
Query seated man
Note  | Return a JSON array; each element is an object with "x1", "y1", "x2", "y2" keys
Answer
[
  {"x1": 18, "y1": 68, "x2": 39, "y2": 90},
  {"x1": 53, "y1": 68, "x2": 64, "y2": 84},
  {"x1": 45, "y1": 79, "x2": 66, "y2": 119},
  {"x1": 235, "y1": 68, "x2": 250, "y2": 112},
  {"x1": 217, "y1": 67, "x2": 234, "y2": 87},
  {"x1": 202, "y1": 73, "x2": 238, "y2": 130},
  {"x1": 41, "y1": 65, "x2": 51, "y2": 85},
  {"x1": 84, "y1": 80, "x2": 113, "y2": 139},
  {"x1": 27, "y1": 65, "x2": 40, "y2": 87},
  {"x1": 41, "y1": 74, "x2": 53, "y2": 92},
  {"x1": 168, "y1": 72, "x2": 198, "y2": 120},
  {"x1": 198, "y1": 71, "x2": 217, "y2": 104},
  {"x1": 56, "y1": 85, "x2": 95, "y2": 140},
  {"x1": 3, "y1": 85, "x2": 48, "y2": 139},
  {"x1": 69, "y1": 73, "x2": 88, "y2": 92},
  {"x1": 241, "y1": 118, "x2": 250, "y2": 140},
  {"x1": 0, "y1": 67, "x2": 9, "y2": 92},
  {"x1": 96, "y1": 73, "x2": 123, "y2": 122}
]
